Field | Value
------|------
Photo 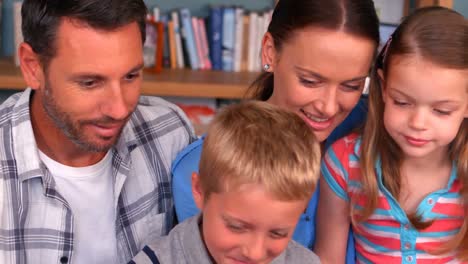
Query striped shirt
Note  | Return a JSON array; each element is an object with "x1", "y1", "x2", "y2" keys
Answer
[
  {"x1": 0, "y1": 89, "x2": 195, "y2": 264},
  {"x1": 322, "y1": 134, "x2": 464, "y2": 264}
]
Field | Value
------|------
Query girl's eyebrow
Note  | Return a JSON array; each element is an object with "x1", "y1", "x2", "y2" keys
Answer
[{"x1": 389, "y1": 88, "x2": 462, "y2": 105}]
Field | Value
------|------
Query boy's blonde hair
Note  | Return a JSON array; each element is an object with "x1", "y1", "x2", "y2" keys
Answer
[{"x1": 199, "y1": 101, "x2": 320, "y2": 201}]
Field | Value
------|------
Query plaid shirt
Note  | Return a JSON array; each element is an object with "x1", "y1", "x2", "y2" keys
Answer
[{"x1": 0, "y1": 89, "x2": 195, "y2": 264}]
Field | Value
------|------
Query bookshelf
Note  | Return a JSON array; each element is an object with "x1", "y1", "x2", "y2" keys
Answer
[{"x1": 0, "y1": 59, "x2": 258, "y2": 99}]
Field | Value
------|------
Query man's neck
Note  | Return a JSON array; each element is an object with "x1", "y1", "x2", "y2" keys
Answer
[{"x1": 30, "y1": 93, "x2": 107, "y2": 167}]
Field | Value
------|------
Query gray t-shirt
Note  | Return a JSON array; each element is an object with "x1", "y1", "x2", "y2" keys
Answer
[{"x1": 129, "y1": 214, "x2": 321, "y2": 264}]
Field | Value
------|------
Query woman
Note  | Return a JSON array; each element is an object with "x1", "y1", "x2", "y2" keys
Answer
[{"x1": 172, "y1": 0, "x2": 380, "y2": 263}]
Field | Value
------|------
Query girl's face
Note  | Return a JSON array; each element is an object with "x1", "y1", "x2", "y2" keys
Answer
[
  {"x1": 262, "y1": 27, "x2": 375, "y2": 142},
  {"x1": 381, "y1": 55, "x2": 468, "y2": 161}
]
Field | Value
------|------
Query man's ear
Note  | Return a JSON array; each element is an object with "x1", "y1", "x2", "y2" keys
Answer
[
  {"x1": 377, "y1": 69, "x2": 387, "y2": 103},
  {"x1": 192, "y1": 172, "x2": 205, "y2": 210},
  {"x1": 19, "y1": 42, "x2": 44, "y2": 90},
  {"x1": 260, "y1": 32, "x2": 277, "y2": 72}
]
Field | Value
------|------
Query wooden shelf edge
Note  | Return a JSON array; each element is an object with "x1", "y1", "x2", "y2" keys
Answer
[{"x1": 0, "y1": 61, "x2": 255, "y2": 99}]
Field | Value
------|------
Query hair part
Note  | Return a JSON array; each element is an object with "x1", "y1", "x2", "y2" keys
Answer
[
  {"x1": 199, "y1": 101, "x2": 321, "y2": 202},
  {"x1": 21, "y1": 0, "x2": 148, "y2": 68},
  {"x1": 246, "y1": 0, "x2": 380, "y2": 100},
  {"x1": 360, "y1": 6, "x2": 468, "y2": 259}
]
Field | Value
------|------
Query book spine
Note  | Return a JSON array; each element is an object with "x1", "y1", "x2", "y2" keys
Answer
[
  {"x1": 192, "y1": 17, "x2": 205, "y2": 69},
  {"x1": 179, "y1": 8, "x2": 199, "y2": 70},
  {"x1": 160, "y1": 15, "x2": 171, "y2": 68},
  {"x1": 168, "y1": 21, "x2": 178, "y2": 69},
  {"x1": 221, "y1": 7, "x2": 235, "y2": 72},
  {"x1": 171, "y1": 11, "x2": 185, "y2": 69},
  {"x1": 13, "y1": 1, "x2": 22, "y2": 66},
  {"x1": 233, "y1": 7, "x2": 244, "y2": 72},
  {"x1": 209, "y1": 6, "x2": 223, "y2": 71},
  {"x1": 198, "y1": 18, "x2": 212, "y2": 70},
  {"x1": 247, "y1": 12, "x2": 258, "y2": 72}
]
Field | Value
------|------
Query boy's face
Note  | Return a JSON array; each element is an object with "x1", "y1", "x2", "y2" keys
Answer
[{"x1": 193, "y1": 174, "x2": 308, "y2": 264}]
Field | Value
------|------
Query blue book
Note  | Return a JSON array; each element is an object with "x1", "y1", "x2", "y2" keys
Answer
[
  {"x1": 208, "y1": 6, "x2": 223, "y2": 71},
  {"x1": 179, "y1": 8, "x2": 199, "y2": 70},
  {"x1": 221, "y1": 7, "x2": 236, "y2": 72}
]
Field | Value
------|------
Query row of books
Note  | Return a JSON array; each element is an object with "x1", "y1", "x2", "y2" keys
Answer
[{"x1": 145, "y1": 6, "x2": 273, "y2": 73}]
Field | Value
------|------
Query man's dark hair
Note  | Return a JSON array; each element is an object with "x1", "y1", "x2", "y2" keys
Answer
[{"x1": 22, "y1": 0, "x2": 148, "y2": 67}]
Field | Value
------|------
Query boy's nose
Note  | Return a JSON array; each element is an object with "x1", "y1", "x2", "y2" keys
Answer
[{"x1": 242, "y1": 236, "x2": 267, "y2": 262}]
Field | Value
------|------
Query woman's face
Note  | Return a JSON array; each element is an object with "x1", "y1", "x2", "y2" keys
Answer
[{"x1": 263, "y1": 27, "x2": 375, "y2": 142}]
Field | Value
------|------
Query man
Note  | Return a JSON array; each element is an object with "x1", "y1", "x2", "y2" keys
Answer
[{"x1": 0, "y1": 0, "x2": 195, "y2": 263}]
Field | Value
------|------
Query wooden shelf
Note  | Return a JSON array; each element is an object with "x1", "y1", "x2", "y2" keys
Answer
[{"x1": 0, "y1": 59, "x2": 259, "y2": 99}]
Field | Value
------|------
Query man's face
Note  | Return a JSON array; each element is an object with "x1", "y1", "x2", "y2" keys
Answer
[{"x1": 39, "y1": 19, "x2": 144, "y2": 152}]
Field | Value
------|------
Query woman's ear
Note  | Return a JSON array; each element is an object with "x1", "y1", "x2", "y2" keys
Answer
[
  {"x1": 192, "y1": 172, "x2": 205, "y2": 210},
  {"x1": 19, "y1": 42, "x2": 45, "y2": 90},
  {"x1": 261, "y1": 32, "x2": 277, "y2": 72}
]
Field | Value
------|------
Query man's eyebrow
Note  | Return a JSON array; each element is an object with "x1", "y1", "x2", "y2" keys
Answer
[{"x1": 126, "y1": 63, "x2": 145, "y2": 75}]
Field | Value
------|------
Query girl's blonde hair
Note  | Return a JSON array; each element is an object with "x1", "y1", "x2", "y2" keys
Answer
[{"x1": 359, "y1": 6, "x2": 468, "y2": 259}]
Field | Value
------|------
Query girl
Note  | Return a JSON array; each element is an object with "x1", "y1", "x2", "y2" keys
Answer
[
  {"x1": 315, "y1": 6, "x2": 468, "y2": 263},
  {"x1": 173, "y1": 0, "x2": 380, "y2": 263}
]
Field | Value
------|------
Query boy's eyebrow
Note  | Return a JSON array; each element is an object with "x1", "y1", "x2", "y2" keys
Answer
[
  {"x1": 294, "y1": 66, "x2": 368, "y2": 83},
  {"x1": 222, "y1": 214, "x2": 294, "y2": 232},
  {"x1": 221, "y1": 214, "x2": 253, "y2": 227}
]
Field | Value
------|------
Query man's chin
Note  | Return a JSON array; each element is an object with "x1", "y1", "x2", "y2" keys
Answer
[{"x1": 74, "y1": 136, "x2": 118, "y2": 153}]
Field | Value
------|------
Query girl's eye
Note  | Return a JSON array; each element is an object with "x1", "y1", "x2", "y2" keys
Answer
[
  {"x1": 342, "y1": 84, "x2": 361, "y2": 91},
  {"x1": 393, "y1": 99, "x2": 409, "y2": 106}
]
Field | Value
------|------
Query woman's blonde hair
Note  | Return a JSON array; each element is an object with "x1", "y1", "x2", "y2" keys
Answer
[
  {"x1": 359, "y1": 6, "x2": 468, "y2": 259},
  {"x1": 199, "y1": 101, "x2": 321, "y2": 202}
]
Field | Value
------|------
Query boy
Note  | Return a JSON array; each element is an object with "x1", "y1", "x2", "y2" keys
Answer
[{"x1": 130, "y1": 101, "x2": 321, "y2": 264}]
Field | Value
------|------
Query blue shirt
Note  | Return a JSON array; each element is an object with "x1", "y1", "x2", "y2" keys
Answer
[{"x1": 172, "y1": 97, "x2": 368, "y2": 264}]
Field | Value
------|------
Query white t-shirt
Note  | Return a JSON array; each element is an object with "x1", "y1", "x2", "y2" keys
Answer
[{"x1": 39, "y1": 150, "x2": 117, "y2": 264}]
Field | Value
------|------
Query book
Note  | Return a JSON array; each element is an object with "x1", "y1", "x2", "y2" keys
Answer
[
  {"x1": 221, "y1": 7, "x2": 235, "y2": 71},
  {"x1": 208, "y1": 6, "x2": 223, "y2": 71},
  {"x1": 171, "y1": 11, "x2": 185, "y2": 69},
  {"x1": 198, "y1": 18, "x2": 212, "y2": 70},
  {"x1": 233, "y1": 7, "x2": 245, "y2": 72},
  {"x1": 247, "y1": 12, "x2": 258, "y2": 72},
  {"x1": 160, "y1": 15, "x2": 171, "y2": 68},
  {"x1": 192, "y1": 17, "x2": 205, "y2": 69},
  {"x1": 179, "y1": 8, "x2": 199, "y2": 70},
  {"x1": 13, "y1": 1, "x2": 22, "y2": 66},
  {"x1": 168, "y1": 21, "x2": 178, "y2": 69}
]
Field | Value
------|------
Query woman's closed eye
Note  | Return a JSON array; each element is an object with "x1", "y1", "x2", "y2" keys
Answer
[{"x1": 299, "y1": 77, "x2": 321, "y2": 87}]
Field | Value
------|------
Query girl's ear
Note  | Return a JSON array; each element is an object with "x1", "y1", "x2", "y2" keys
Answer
[
  {"x1": 191, "y1": 172, "x2": 205, "y2": 210},
  {"x1": 378, "y1": 69, "x2": 388, "y2": 103}
]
